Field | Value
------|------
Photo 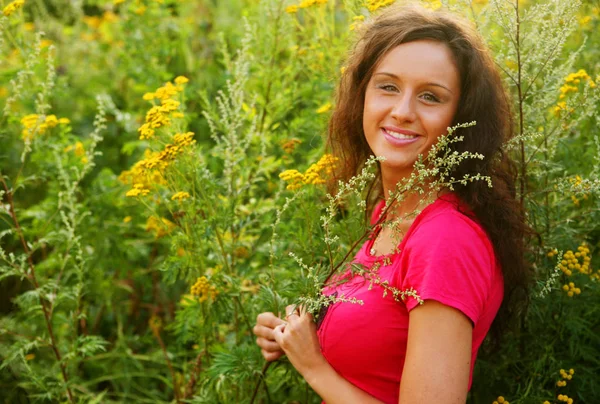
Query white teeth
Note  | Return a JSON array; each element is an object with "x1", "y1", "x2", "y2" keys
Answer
[{"x1": 385, "y1": 129, "x2": 417, "y2": 139}]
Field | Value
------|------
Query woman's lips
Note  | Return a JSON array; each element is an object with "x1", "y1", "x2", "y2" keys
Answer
[{"x1": 381, "y1": 127, "x2": 421, "y2": 146}]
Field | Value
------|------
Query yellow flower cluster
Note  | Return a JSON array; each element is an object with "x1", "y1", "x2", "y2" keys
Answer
[
  {"x1": 569, "y1": 175, "x2": 590, "y2": 206},
  {"x1": 554, "y1": 69, "x2": 596, "y2": 116},
  {"x1": 126, "y1": 183, "x2": 151, "y2": 197},
  {"x1": 285, "y1": 0, "x2": 327, "y2": 13},
  {"x1": 2, "y1": 0, "x2": 24, "y2": 17},
  {"x1": 492, "y1": 396, "x2": 509, "y2": 404},
  {"x1": 350, "y1": 15, "x2": 365, "y2": 31},
  {"x1": 173, "y1": 131, "x2": 195, "y2": 147},
  {"x1": 366, "y1": 0, "x2": 396, "y2": 12},
  {"x1": 21, "y1": 114, "x2": 70, "y2": 140},
  {"x1": 279, "y1": 154, "x2": 338, "y2": 190},
  {"x1": 64, "y1": 141, "x2": 88, "y2": 163},
  {"x1": 146, "y1": 216, "x2": 176, "y2": 238},
  {"x1": 562, "y1": 282, "x2": 581, "y2": 297},
  {"x1": 557, "y1": 394, "x2": 573, "y2": 404},
  {"x1": 281, "y1": 138, "x2": 302, "y2": 154},
  {"x1": 190, "y1": 276, "x2": 218, "y2": 303},
  {"x1": 138, "y1": 77, "x2": 188, "y2": 140},
  {"x1": 559, "y1": 244, "x2": 592, "y2": 276},
  {"x1": 171, "y1": 191, "x2": 190, "y2": 201},
  {"x1": 122, "y1": 132, "x2": 195, "y2": 195}
]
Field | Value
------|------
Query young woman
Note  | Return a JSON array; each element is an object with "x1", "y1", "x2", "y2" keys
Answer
[{"x1": 254, "y1": 5, "x2": 530, "y2": 403}]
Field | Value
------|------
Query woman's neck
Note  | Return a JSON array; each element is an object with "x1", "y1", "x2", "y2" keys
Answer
[{"x1": 381, "y1": 172, "x2": 446, "y2": 220}]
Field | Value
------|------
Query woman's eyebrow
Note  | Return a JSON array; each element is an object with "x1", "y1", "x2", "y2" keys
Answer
[{"x1": 373, "y1": 72, "x2": 454, "y2": 94}]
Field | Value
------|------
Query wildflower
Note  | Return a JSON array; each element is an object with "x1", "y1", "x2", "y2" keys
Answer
[
  {"x1": 279, "y1": 169, "x2": 305, "y2": 190},
  {"x1": 316, "y1": 102, "x2": 332, "y2": 114},
  {"x1": 173, "y1": 132, "x2": 195, "y2": 147},
  {"x1": 126, "y1": 183, "x2": 151, "y2": 197},
  {"x1": 285, "y1": 5, "x2": 298, "y2": 13},
  {"x1": 113, "y1": 0, "x2": 125, "y2": 4},
  {"x1": 350, "y1": 15, "x2": 365, "y2": 31},
  {"x1": 3, "y1": 0, "x2": 25, "y2": 17},
  {"x1": 174, "y1": 76, "x2": 189, "y2": 85},
  {"x1": 146, "y1": 216, "x2": 176, "y2": 238},
  {"x1": 281, "y1": 138, "x2": 302, "y2": 154},
  {"x1": 171, "y1": 191, "x2": 190, "y2": 201},
  {"x1": 24, "y1": 353, "x2": 35, "y2": 361},
  {"x1": 190, "y1": 276, "x2": 218, "y2": 302},
  {"x1": 123, "y1": 216, "x2": 132, "y2": 223},
  {"x1": 279, "y1": 154, "x2": 339, "y2": 190},
  {"x1": 20, "y1": 113, "x2": 69, "y2": 140},
  {"x1": 366, "y1": 0, "x2": 395, "y2": 12}
]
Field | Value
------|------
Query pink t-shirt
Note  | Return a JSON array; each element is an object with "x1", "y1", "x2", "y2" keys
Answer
[{"x1": 317, "y1": 193, "x2": 504, "y2": 404}]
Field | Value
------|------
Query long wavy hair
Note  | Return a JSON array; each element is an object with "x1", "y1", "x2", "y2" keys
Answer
[{"x1": 327, "y1": 4, "x2": 532, "y2": 346}]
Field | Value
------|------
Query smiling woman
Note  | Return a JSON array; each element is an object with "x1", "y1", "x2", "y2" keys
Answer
[
  {"x1": 254, "y1": 4, "x2": 531, "y2": 404},
  {"x1": 363, "y1": 40, "x2": 461, "y2": 187}
]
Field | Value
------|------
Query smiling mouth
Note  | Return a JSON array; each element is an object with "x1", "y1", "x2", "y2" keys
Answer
[{"x1": 383, "y1": 128, "x2": 419, "y2": 140}]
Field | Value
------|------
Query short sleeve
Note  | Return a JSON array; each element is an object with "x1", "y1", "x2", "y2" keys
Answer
[{"x1": 394, "y1": 211, "x2": 495, "y2": 325}]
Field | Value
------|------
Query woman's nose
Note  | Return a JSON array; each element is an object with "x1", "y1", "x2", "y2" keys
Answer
[{"x1": 390, "y1": 93, "x2": 417, "y2": 122}]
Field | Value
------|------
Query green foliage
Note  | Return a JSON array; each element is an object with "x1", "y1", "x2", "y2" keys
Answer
[{"x1": 0, "y1": 0, "x2": 599, "y2": 403}]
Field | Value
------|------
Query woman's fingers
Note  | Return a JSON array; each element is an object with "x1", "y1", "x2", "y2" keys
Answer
[
  {"x1": 261, "y1": 348, "x2": 284, "y2": 362},
  {"x1": 253, "y1": 324, "x2": 277, "y2": 339},
  {"x1": 256, "y1": 312, "x2": 285, "y2": 328},
  {"x1": 256, "y1": 336, "x2": 281, "y2": 352}
]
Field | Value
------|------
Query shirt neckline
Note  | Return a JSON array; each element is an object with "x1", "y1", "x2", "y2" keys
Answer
[{"x1": 364, "y1": 192, "x2": 460, "y2": 261}]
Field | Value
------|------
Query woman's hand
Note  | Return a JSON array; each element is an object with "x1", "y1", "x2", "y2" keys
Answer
[
  {"x1": 273, "y1": 304, "x2": 327, "y2": 377},
  {"x1": 254, "y1": 312, "x2": 286, "y2": 361}
]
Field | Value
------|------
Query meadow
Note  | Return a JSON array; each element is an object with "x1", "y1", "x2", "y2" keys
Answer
[{"x1": 0, "y1": 0, "x2": 599, "y2": 402}]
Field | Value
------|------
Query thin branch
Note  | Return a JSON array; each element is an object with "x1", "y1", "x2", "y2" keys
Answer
[{"x1": 0, "y1": 176, "x2": 74, "y2": 403}]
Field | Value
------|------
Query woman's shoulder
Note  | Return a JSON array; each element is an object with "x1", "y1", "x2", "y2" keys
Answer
[{"x1": 406, "y1": 193, "x2": 494, "y2": 258}]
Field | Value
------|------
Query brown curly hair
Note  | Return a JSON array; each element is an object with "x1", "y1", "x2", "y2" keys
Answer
[{"x1": 327, "y1": 4, "x2": 532, "y2": 346}]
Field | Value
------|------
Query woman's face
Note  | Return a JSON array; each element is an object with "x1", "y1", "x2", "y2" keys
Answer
[{"x1": 363, "y1": 40, "x2": 461, "y2": 183}]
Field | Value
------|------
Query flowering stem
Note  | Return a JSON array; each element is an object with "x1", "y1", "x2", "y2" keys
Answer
[
  {"x1": 0, "y1": 176, "x2": 74, "y2": 403},
  {"x1": 250, "y1": 361, "x2": 273, "y2": 404},
  {"x1": 152, "y1": 326, "x2": 181, "y2": 403},
  {"x1": 183, "y1": 350, "x2": 204, "y2": 399},
  {"x1": 515, "y1": 0, "x2": 527, "y2": 209}
]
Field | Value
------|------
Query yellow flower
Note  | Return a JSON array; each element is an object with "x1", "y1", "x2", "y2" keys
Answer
[
  {"x1": 190, "y1": 276, "x2": 219, "y2": 302},
  {"x1": 123, "y1": 216, "x2": 132, "y2": 223},
  {"x1": 146, "y1": 216, "x2": 176, "y2": 238},
  {"x1": 171, "y1": 191, "x2": 190, "y2": 201},
  {"x1": 25, "y1": 353, "x2": 35, "y2": 361},
  {"x1": 366, "y1": 0, "x2": 395, "y2": 12},
  {"x1": 316, "y1": 102, "x2": 332, "y2": 114},
  {"x1": 173, "y1": 132, "x2": 195, "y2": 147},
  {"x1": 3, "y1": 0, "x2": 25, "y2": 17},
  {"x1": 174, "y1": 76, "x2": 189, "y2": 85},
  {"x1": 285, "y1": 5, "x2": 298, "y2": 13},
  {"x1": 126, "y1": 183, "x2": 151, "y2": 197}
]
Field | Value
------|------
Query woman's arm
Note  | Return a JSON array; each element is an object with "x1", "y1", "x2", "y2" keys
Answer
[{"x1": 399, "y1": 300, "x2": 472, "y2": 403}]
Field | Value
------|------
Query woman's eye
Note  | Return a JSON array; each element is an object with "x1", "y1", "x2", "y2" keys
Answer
[
  {"x1": 379, "y1": 84, "x2": 398, "y2": 92},
  {"x1": 421, "y1": 93, "x2": 440, "y2": 102}
]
